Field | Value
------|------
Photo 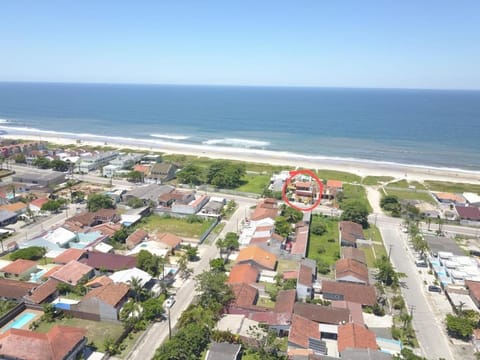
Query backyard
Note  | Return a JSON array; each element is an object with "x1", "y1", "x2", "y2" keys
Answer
[
  {"x1": 307, "y1": 216, "x2": 340, "y2": 272},
  {"x1": 136, "y1": 214, "x2": 214, "y2": 239},
  {"x1": 35, "y1": 317, "x2": 124, "y2": 352}
]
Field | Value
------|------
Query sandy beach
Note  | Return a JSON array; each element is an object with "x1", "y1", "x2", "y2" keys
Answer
[{"x1": 3, "y1": 132, "x2": 480, "y2": 185}]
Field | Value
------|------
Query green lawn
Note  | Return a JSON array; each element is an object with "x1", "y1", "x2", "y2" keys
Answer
[
  {"x1": 257, "y1": 297, "x2": 275, "y2": 308},
  {"x1": 388, "y1": 179, "x2": 426, "y2": 190},
  {"x1": 362, "y1": 176, "x2": 394, "y2": 186},
  {"x1": 341, "y1": 184, "x2": 373, "y2": 212},
  {"x1": 363, "y1": 247, "x2": 376, "y2": 267},
  {"x1": 362, "y1": 225, "x2": 387, "y2": 267},
  {"x1": 424, "y1": 180, "x2": 480, "y2": 194},
  {"x1": 276, "y1": 259, "x2": 300, "y2": 273},
  {"x1": 384, "y1": 188, "x2": 435, "y2": 204},
  {"x1": 307, "y1": 216, "x2": 340, "y2": 267},
  {"x1": 137, "y1": 215, "x2": 214, "y2": 239},
  {"x1": 316, "y1": 169, "x2": 361, "y2": 183},
  {"x1": 117, "y1": 329, "x2": 144, "y2": 359},
  {"x1": 35, "y1": 317, "x2": 124, "y2": 352},
  {"x1": 235, "y1": 174, "x2": 271, "y2": 194}
]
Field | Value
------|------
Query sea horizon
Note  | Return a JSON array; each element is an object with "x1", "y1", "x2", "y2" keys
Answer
[{"x1": 0, "y1": 82, "x2": 479, "y2": 171}]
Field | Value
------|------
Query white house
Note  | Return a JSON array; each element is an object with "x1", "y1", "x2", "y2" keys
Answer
[{"x1": 44, "y1": 227, "x2": 77, "y2": 247}]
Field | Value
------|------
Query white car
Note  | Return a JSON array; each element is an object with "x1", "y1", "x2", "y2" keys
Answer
[{"x1": 164, "y1": 296, "x2": 175, "y2": 308}]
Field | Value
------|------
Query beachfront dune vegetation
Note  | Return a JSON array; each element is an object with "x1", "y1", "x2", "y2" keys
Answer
[{"x1": 380, "y1": 195, "x2": 401, "y2": 217}]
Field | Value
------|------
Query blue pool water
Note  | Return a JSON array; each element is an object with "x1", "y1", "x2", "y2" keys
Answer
[
  {"x1": 29, "y1": 269, "x2": 47, "y2": 283},
  {"x1": 2, "y1": 312, "x2": 36, "y2": 333}
]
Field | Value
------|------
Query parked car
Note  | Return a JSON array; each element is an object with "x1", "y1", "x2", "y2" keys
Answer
[
  {"x1": 428, "y1": 285, "x2": 442, "y2": 293},
  {"x1": 415, "y1": 260, "x2": 428, "y2": 268},
  {"x1": 164, "y1": 296, "x2": 175, "y2": 308}
]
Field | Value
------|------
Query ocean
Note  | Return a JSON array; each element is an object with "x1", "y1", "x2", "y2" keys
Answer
[{"x1": 0, "y1": 82, "x2": 479, "y2": 170}]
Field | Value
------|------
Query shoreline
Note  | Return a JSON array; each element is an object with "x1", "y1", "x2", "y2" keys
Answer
[{"x1": 2, "y1": 130, "x2": 480, "y2": 184}]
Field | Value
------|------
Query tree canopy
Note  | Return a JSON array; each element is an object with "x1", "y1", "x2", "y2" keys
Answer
[
  {"x1": 206, "y1": 161, "x2": 245, "y2": 189},
  {"x1": 195, "y1": 269, "x2": 233, "y2": 312},
  {"x1": 340, "y1": 199, "x2": 370, "y2": 228},
  {"x1": 380, "y1": 195, "x2": 401, "y2": 217},
  {"x1": 177, "y1": 164, "x2": 204, "y2": 185},
  {"x1": 281, "y1": 205, "x2": 303, "y2": 223},
  {"x1": 274, "y1": 216, "x2": 292, "y2": 237},
  {"x1": 87, "y1": 193, "x2": 115, "y2": 212},
  {"x1": 10, "y1": 246, "x2": 46, "y2": 261}
]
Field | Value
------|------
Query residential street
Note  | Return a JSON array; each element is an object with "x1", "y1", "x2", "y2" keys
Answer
[{"x1": 127, "y1": 202, "x2": 250, "y2": 360}]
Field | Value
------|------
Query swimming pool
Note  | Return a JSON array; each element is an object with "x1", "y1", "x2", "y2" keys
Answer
[
  {"x1": 2, "y1": 312, "x2": 37, "y2": 333},
  {"x1": 30, "y1": 269, "x2": 48, "y2": 283}
]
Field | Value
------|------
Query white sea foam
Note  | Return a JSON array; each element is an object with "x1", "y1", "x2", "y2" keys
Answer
[
  {"x1": 0, "y1": 119, "x2": 9, "y2": 123},
  {"x1": 150, "y1": 133, "x2": 190, "y2": 141},
  {"x1": 202, "y1": 138, "x2": 270, "y2": 148}
]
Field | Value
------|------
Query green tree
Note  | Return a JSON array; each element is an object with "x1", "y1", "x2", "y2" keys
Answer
[
  {"x1": 127, "y1": 170, "x2": 144, "y2": 183},
  {"x1": 209, "y1": 258, "x2": 226, "y2": 272},
  {"x1": 281, "y1": 205, "x2": 303, "y2": 223},
  {"x1": 103, "y1": 337, "x2": 119, "y2": 355},
  {"x1": 41, "y1": 200, "x2": 62, "y2": 213},
  {"x1": 177, "y1": 164, "x2": 204, "y2": 185},
  {"x1": 10, "y1": 246, "x2": 46, "y2": 261},
  {"x1": 127, "y1": 197, "x2": 145, "y2": 208},
  {"x1": 41, "y1": 304, "x2": 56, "y2": 323},
  {"x1": 178, "y1": 254, "x2": 193, "y2": 280},
  {"x1": 178, "y1": 304, "x2": 217, "y2": 329},
  {"x1": 195, "y1": 270, "x2": 234, "y2": 312},
  {"x1": 274, "y1": 216, "x2": 292, "y2": 237},
  {"x1": 184, "y1": 244, "x2": 199, "y2": 261},
  {"x1": 340, "y1": 199, "x2": 370, "y2": 228},
  {"x1": 111, "y1": 227, "x2": 131, "y2": 244},
  {"x1": 311, "y1": 221, "x2": 327, "y2": 235},
  {"x1": 206, "y1": 161, "x2": 246, "y2": 188},
  {"x1": 87, "y1": 193, "x2": 115, "y2": 212},
  {"x1": 375, "y1": 255, "x2": 405, "y2": 288},
  {"x1": 142, "y1": 297, "x2": 164, "y2": 321},
  {"x1": 51, "y1": 159, "x2": 69, "y2": 172},
  {"x1": 224, "y1": 232, "x2": 239, "y2": 251},
  {"x1": 33, "y1": 157, "x2": 52, "y2": 169},
  {"x1": 445, "y1": 313, "x2": 475, "y2": 340},
  {"x1": 380, "y1": 195, "x2": 401, "y2": 217}
]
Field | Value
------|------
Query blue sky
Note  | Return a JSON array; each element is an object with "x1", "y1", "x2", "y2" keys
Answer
[{"x1": 1, "y1": 1, "x2": 479, "y2": 89}]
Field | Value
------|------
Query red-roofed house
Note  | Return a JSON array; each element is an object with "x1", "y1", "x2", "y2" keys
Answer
[
  {"x1": 236, "y1": 246, "x2": 277, "y2": 271},
  {"x1": 24, "y1": 278, "x2": 60, "y2": 304},
  {"x1": 456, "y1": 206, "x2": 480, "y2": 222},
  {"x1": 79, "y1": 251, "x2": 137, "y2": 272},
  {"x1": 341, "y1": 247, "x2": 367, "y2": 265},
  {"x1": 153, "y1": 232, "x2": 183, "y2": 251},
  {"x1": 274, "y1": 289, "x2": 296, "y2": 314},
  {"x1": 291, "y1": 223, "x2": 309, "y2": 257},
  {"x1": 335, "y1": 258, "x2": 369, "y2": 285},
  {"x1": 297, "y1": 264, "x2": 314, "y2": 301},
  {"x1": 321, "y1": 281, "x2": 376, "y2": 306},
  {"x1": 126, "y1": 229, "x2": 149, "y2": 250},
  {"x1": 53, "y1": 249, "x2": 85, "y2": 265},
  {"x1": 228, "y1": 283, "x2": 258, "y2": 314},
  {"x1": 29, "y1": 197, "x2": 49, "y2": 213},
  {"x1": 250, "y1": 198, "x2": 278, "y2": 222},
  {"x1": 288, "y1": 314, "x2": 321, "y2": 351},
  {"x1": 0, "y1": 259, "x2": 37, "y2": 279},
  {"x1": 324, "y1": 180, "x2": 343, "y2": 199},
  {"x1": 332, "y1": 300, "x2": 364, "y2": 325},
  {"x1": 465, "y1": 280, "x2": 480, "y2": 309},
  {"x1": 337, "y1": 323, "x2": 377, "y2": 353},
  {"x1": 73, "y1": 282, "x2": 129, "y2": 321},
  {"x1": 50, "y1": 260, "x2": 94, "y2": 286},
  {"x1": 249, "y1": 311, "x2": 292, "y2": 335},
  {"x1": 228, "y1": 264, "x2": 259, "y2": 284},
  {"x1": 294, "y1": 302, "x2": 350, "y2": 325},
  {"x1": 0, "y1": 325, "x2": 87, "y2": 360},
  {"x1": 339, "y1": 221, "x2": 364, "y2": 247}
]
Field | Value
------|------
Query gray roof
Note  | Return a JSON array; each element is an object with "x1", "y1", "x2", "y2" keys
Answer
[
  {"x1": 340, "y1": 348, "x2": 392, "y2": 360},
  {"x1": 205, "y1": 342, "x2": 241, "y2": 360},
  {"x1": 0, "y1": 210, "x2": 17, "y2": 223},
  {"x1": 125, "y1": 184, "x2": 174, "y2": 202}
]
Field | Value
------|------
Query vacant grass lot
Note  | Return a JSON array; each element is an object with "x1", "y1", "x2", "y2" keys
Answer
[
  {"x1": 388, "y1": 180, "x2": 426, "y2": 190},
  {"x1": 363, "y1": 225, "x2": 387, "y2": 266},
  {"x1": 277, "y1": 259, "x2": 300, "y2": 273},
  {"x1": 235, "y1": 174, "x2": 271, "y2": 194},
  {"x1": 307, "y1": 216, "x2": 339, "y2": 267},
  {"x1": 316, "y1": 169, "x2": 361, "y2": 183},
  {"x1": 362, "y1": 176, "x2": 394, "y2": 186},
  {"x1": 36, "y1": 317, "x2": 124, "y2": 352},
  {"x1": 384, "y1": 188, "x2": 435, "y2": 204},
  {"x1": 138, "y1": 215, "x2": 214, "y2": 239},
  {"x1": 424, "y1": 180, "x2": 480, "y2": 194},
  {"x1": 341, "y1": 184, "x2": 373, "y2": 212}
]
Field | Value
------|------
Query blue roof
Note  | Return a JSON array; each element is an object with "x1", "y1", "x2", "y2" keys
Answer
[{"x1": 20, "y1": 238, "x2": 61, "y2": 252}]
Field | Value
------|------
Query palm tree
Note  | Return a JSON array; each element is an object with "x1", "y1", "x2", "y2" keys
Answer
[{"x1": 127, "y1": 276, "x2": 145, "y2": 302}]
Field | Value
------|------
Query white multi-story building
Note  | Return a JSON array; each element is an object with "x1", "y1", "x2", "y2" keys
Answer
[{"x1": 76, "y1": 151, "x2": 119, "y2": 173}]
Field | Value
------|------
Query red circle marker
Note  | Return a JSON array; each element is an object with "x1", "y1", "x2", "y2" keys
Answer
[{"x1": 282, "y1": 169, "x2": 324, "y2": 212}]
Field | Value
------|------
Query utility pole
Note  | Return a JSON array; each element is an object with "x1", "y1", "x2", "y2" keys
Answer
[
  {"x1": 167, "y1": 307, "x2": 172, "y2": 340},
  {"x1": 388, "y1": 244, "x2": 393, "y2": 260},
  {"x1": 410, "y1": 305, "x2": 415, "y2": 318}
]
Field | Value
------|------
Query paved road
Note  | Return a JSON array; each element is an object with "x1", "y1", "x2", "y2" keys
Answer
[
  {"x1": 127, "y1": 203, "x2": 250, "y2": 360},
  {"x1": 378, "y1": 220, "x2": 454, "y2": 359}
]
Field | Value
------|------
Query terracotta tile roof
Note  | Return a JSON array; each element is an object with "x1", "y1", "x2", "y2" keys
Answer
[
  {"x1": 29, "y1": 198, "x2": 49, "y2": 208},
  {"x1": 341, "y1": 247, "x2": 367, "y2": 265},
  {"x1": 296, "y1": 181, "x2": 313, "y2": 188},
  {"x1": 154, "y1": 232, "x2": 182, "y2": 248},
  {"x1": 1, "y1": 259, "x2": 37, "y2": 275},
  {"x1": 41, "y1": 266, "x2": 62, "y2": 280},
  {"x1": 126, "y1": 229, "x2": 149, "y2": 249},
  {"x1": 274, "y1": 289, "x2": 296, "y2": 313},
  {"x1": 0, "y1": 278, "x2": 36, "y2": 299},
  {"x1": 456, "y1": 206, "x2": 480, "y2": 221},
  {"x1": 25, "y1": 278, "x2": 60, "y2": 304},
  {"x1": 339, "y1": 221, "x2": 364, "y2": 244},
  {"x1": 435, "y1": 192, "x2": 466, "y2": 203},
  {"x1": 91, "y1": 222, "x2": 122, "y2": 237},
  {"x1": 326, "y1": 180, "x2": 343, "y2": 189},
  {"x1": 66, "y1": 212, "x2": 95, "y2": 227},
  {"x1": 82, "y1": 282, "x2": 129, "y2": 307},
  {"x1": 297, "y1": 264, "x2": 313, "y2": 287},
  {"x1": 288, "y1": 314, "x2": 320, "y2": 349},
  {"x1": 228, "y1": 264, "x2": 259, "y2": 284},
  {"x1": 465, "y1": 280, "x2": 480, "y2": 302},
  {"x1": 236, "y1": 246, "x2": 277, "y2": 270},
  {"x1": 85, "y1": 275, "x2": 113, "y2": 288},
  {"x1": 50, "y1": 260, "x2": 93, "y2": 286},
  {"x1": 133, "y1": 164, "x2": 150, "y2": 174},
  {"x1": 0, "y1": 202, "x2": 27, "y2": 213},
  {"x1": 250, "y1": 198, "x2": 279, "y2": 221},
  {"x1": 335, "y1": 258, "x2": 369, "y2": 284},
  {"x1": 282, "y1": 270, "x2": 299, "y2": 280},
  {"x1": 321, "y1": 280, "x2": 376, "y2": 306},
  {"x1": 338, "y1": 323, "x2": 377, "y2": 353},
  {"x1": 230, "y1": 283, "x2": 258, "y2": 307},
  {"x1": 53, "y1": 249, "x2": 85, "y2": 264},
  {"x1": 0, "y1": 325, "x2": 86, "y2": 360},
  {"x1": 79, "y1": 251, "x2": 137, "y2": 271},
  {"x1": 250, "y1": 311, "x2": 292, "y2": 326},
  {"x1": 332, "y1": 300, "x2": 364, "y2": 325},
  {"x1": 294, "y1": 302, "x2": 350, "y2": 325},
  {"x1": 291, "y1": 224, "x2": 309, "y2": 256}
]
